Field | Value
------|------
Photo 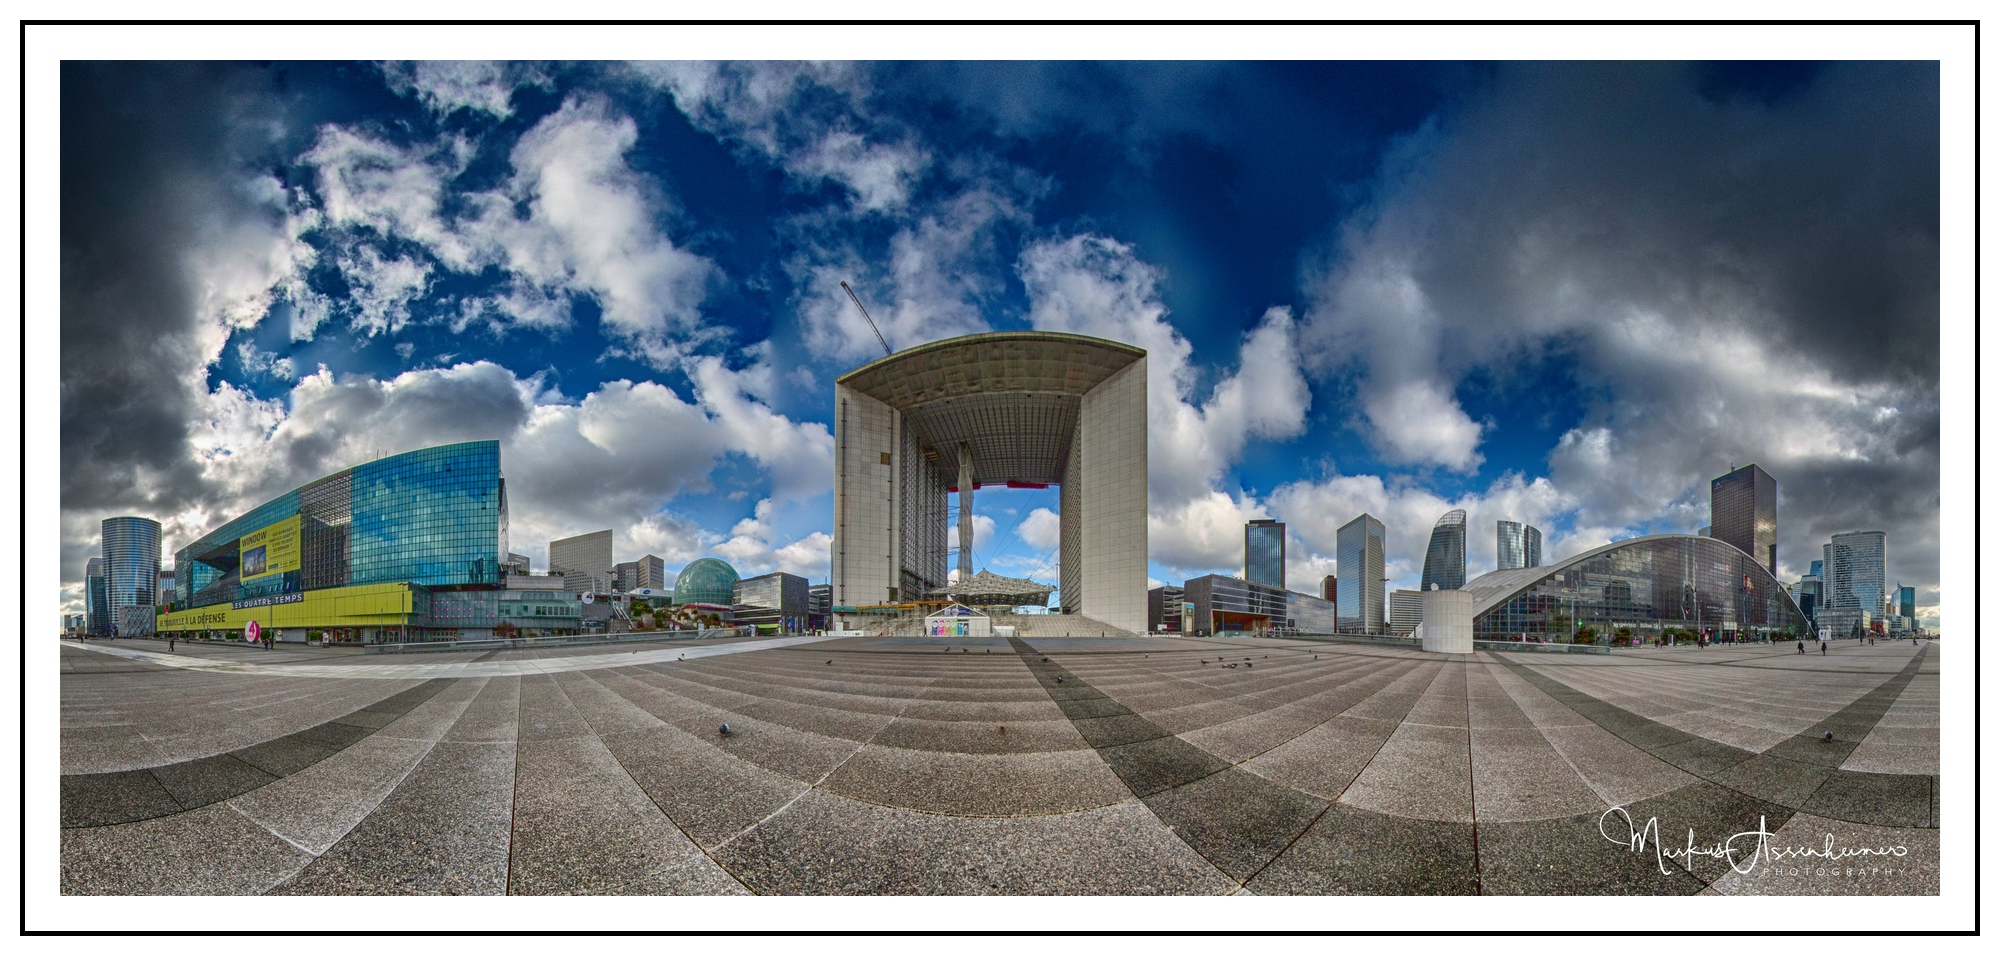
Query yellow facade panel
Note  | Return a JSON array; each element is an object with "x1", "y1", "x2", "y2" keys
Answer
[{"x1": 157, "y1": 583, "x2": 412, "y2": 632}]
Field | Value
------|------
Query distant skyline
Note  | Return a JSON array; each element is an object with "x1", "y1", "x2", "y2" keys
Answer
[{"x1": 57, "y1": 57, "x2": 1942, "y2": 625}]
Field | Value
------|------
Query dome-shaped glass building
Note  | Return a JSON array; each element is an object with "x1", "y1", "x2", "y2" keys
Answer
[
  {"x1": 1464, "y1": 533, "x2": 1810, "y2": 642},
  {"x1": 674, "y1": 558, "x2": 740, "y2": 606}
]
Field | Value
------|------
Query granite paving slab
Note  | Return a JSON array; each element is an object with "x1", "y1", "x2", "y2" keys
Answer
[
  {"x1": 714, "y1": 790, "x2": 1235, "y2": 895},
  {"x1": 1142, "y1": 767, "x2": 1329, "y2": 882},
  {"x1": 270, "y1": 740, "x2": 518, "y2": 895},
  {"x1": 61, "y1": 802, "x2": 316, "y2": 895},
  {"x1": 226, "y1": 734, "x2": 437, "y2": 855},
  {"x1": 820, "y1": 745, "x2": 1132, "y2": 816},
  {"x1": 1248, "y1": 803, "x2": 1479, "y2": 895},
  {"x1": 1476, "y1": 811, "x2": 1706, "y2": 895},
  {"x1": 1799, "y1": 770, "x2": 1935, "y2": 828},
  {"x1": 596, "y1": 724, "x2": 809, "y2": 849},
  {"x1": 598, "y1": 855, "x2": 753, "y2": 896},
  {"x1": 508, "y1": 734, "x2": 708, "y2": 895}
]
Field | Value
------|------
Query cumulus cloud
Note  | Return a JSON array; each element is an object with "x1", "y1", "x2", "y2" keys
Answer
[
  {"x1": 947, "y1": 514, "x2": 999, "y2": 554},
  {"x1": 791, "y1": 185, "x2": 1028, "y2": 360},
  {"x1": 131, "y1": 358, "x2": 834, "y2": 603},
  {"x1": 711, "y1": 499, "x2": 834, "y2": 579},
  {"x1": 381, "y1": 61, "x2": 546, "y2": 119},
  {"x1": 634, "y1": 61, "x2": 1048, "y2": 364},
  {"x1": 639, "y1": 61, "x2": 928, "y2": 212},
  {"x1": 1020, "y1": 234, "x2": 1311, "y2": 509},
  {"x1": 1017, "y1": 507, "x2": 1061, "y2": 551},
  {"x1": 1148, "y1": 491, "x2": 1270, "y2": 579},
  {"x1": 505, "y1": 97, "x2": 717, "y2": 358},
  {"x1": 298, "y1": 96, "x2": 718, "y2": 358}
]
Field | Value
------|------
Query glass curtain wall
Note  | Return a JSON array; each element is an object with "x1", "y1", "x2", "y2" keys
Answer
[
  {"x1": 1421, "y1": 509, "x2": 1467, "y2": 591},
  {"x1": 174, "y1": 441, "x2": 505, "y2": 610},
  {"x1": 1473, "y1": 535, "x2": 1810, "y2": 641}
]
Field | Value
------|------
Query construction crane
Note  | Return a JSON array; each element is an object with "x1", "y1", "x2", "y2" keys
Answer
[{"x1": 840, "y1": 281, "x2": 893, "y2": 357}]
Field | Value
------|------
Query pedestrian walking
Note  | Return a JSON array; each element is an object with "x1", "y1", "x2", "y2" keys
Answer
[
  {"x1": 1797, "y1": 639, "x2": 1805, "y2": 655},
  {"x1": 1820, "y1": 639, "x2": 1827, "y2": 655},
  {"x1": 168, "y1": 637, "x2": 175, "y2": 652}
]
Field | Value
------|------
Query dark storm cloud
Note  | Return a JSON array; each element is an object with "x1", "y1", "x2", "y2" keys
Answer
[
  {"x1": 1297, "y1": 60, "x2": 1940, "y2": 593},
  {"x1": 60, "y1": 63, "x2": 293, "y2": 517},
  {"x1": 1309, "y1": 61, "x2": 1938, "y2": 385}
]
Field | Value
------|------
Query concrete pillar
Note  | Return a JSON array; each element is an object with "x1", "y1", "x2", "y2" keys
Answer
[
  {"x1": 957, "y1": 442, "x2": 975, "y2": 581},
  {"x1": 1073, "y1": 359, "x2": 1148, "y2": 634},
  {"x1": 832, "y1": 384, "x2": 900, "y2": 627},
  {"x1": 1421, "y1": 588, "x2": 1474, "y2": 654}
]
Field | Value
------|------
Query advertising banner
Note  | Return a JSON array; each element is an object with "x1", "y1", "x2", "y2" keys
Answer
[{"x1": 239, "y1": 515, "x2": 301, "y2": 581}]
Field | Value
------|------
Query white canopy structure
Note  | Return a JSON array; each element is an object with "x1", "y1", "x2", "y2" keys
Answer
[{"x1": 929, "y1": 570, "x2": 1056, "y2": 608}]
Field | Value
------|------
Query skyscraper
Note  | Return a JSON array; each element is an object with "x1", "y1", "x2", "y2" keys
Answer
[
  {"x1": 1710, "y1": 464, "x2": 1777, "y2": 575},
  {"x1": 615, "y1": 554, "x2": 667, "y2": 592},
  {"x1": 1504, "y1": 520, "x2": 1544, "y2": 572},
  {"x1": 1244, "y1": 519, "x2": 1285, "y2": 589},
  {"x1": 1336, "y1": 514, "x2": 1385, "y2": 634},
  {"x1": 549, "y1": 530, "x2": 614, "y2": 592},
  {"x1": 101, "y1": 516, "x2": 162, "y2": 637},
  {"x1": 1320, "y1": 575, "x2": 1336, "y2": 604},
  {"x1": 1822, "y1": 531, "x2": 1887, "y2": 638},
  {"x1": 1420, "y1": 509, "x2": 1467, "y2": 591},
  {"x1": 1497, "y1": 520, "x2": 1527, "y2": 570},
  {"x1": 1898, "y1": 584, "x2": 1916, "y2": 622},
  {"x1": 1794, "y1": 573, "x2": 1821, "y2": 626},
  {"x1": 84, "y1": 557, "x2": 106, "y2": 636}
]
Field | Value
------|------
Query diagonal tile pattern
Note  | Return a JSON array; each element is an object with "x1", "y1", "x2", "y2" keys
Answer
[{"x1": 60, "y1": 636, "x2": 1941, "y2": 895}]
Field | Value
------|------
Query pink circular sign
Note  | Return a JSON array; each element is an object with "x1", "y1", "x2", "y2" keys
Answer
[{"x1": 246, "y1": 620, "x2": 261, "y2": 643}]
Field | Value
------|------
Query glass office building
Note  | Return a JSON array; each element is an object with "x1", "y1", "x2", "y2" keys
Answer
[
  {"x1": 101, "y1": 516, "x2": 162, "y2": 637},
  {"x1": 1793, "y1": 574, "x2": 1821, "y2": 626},
  {"x1": 1336, "y1": 513, "x2": 1385, "y2": 634},
  {"x1": 1820, "y1": 531, "x2": 1887, "y2": 639},
  {"x1": 1497, "y1": 520, "x2": 1543, "y2": 571},
  {"x1": 1420, "y1": 509, "x2": 1467, "y2": 591},
  {"x1": 84, "y1": 557, "x2": 107, "y2": 636},
  {"x1": 733, "y1": 571, "x2": 810, "y2": 632},
  {"x1": 1466, "y1": 534, "x2": 1810, "y2": 641},
  {"x1": 1244, "y1": 519, "x2": 1286, "y2": 589},
  {"x1": 174, "y1": 441, "x2": 505, "y2": 610},
  {"x1": 1710, "y1": 464, "x2": 1778, "y2": 576},
  {"x1": 1182, "y1": 574, "x2": 1337, "y2": 635},
  {"x1": 1388, "y1": 589, "x2": 1423, "y2": 635}
]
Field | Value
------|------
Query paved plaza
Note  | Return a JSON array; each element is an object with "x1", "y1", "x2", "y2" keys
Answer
[{"x1": 59, "y1": 635, "x2": 1939, "y2": 895}]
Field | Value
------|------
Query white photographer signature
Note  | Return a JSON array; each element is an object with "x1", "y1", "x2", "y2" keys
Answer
[{"x1": 1599, "y1": 806, "x2": 1908, "y2": 876}]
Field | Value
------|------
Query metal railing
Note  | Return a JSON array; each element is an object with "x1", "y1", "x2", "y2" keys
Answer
[{"x1": 364, "y1": 627, "x2": 751, "y2": 654}]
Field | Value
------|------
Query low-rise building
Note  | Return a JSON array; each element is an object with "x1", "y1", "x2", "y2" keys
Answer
[
  {"x1": 734, "y1": 571, "x2": 810, "y2": 632},
  {"x1": 1389, "y1": 589, "x2": 1424, "y2": 635},
  {"x1": 1147, "y1": 585, "x2": 1186, "y2": 633},
  {"x1": 1181, "y1": 574, "x2": 1337, "y2": 636}
]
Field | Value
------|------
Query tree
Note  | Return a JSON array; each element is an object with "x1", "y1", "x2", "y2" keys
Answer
[
  {"x1": 1613, "y1": 626, "x2": 1633, "y2": 647},
  {"x1": 493, "y1": 621, "x2": 518, "y2": 640},
  {"x1": 1574, "y1": 625, "x2": 1598, "y2": 645}
]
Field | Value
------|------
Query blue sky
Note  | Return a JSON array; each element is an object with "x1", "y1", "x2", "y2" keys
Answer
[{"x1": 59, "y1": 60, "x2": 1941, "y2": 620}]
